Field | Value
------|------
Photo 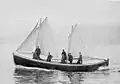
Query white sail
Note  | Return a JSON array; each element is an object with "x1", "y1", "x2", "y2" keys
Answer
[
  {"x1": 37, "y1": 17, "x2": 56, "y2": 56},
  {"x1": 16, "y1": 17, "x2": 56, "y2": 57},
  {"x1": 68, "y1": 25, "x2": 74, "y2": 53},
  {"x1": 16, "y1": 21, "x2": 39, "y2": 53},
  {"x1": 68, "y1": 24, "x2": 84, "y2": 57}
]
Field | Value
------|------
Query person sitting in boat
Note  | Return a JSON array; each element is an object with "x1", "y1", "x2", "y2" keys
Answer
[
  {"x1": 35, "y1": 46, "x2": 41, "y2": 58},
  {"x1": 61, "y1": 49, "x2": 67, "y2": 63},
  {"x1": 68, "y1": 53, "x2": 73, "y2": 64},
  {"x1": 77, "y1": 52, "x2": 83, "y2": 64},
  {"x1": 47, "y1": 52, "x2": 53, "y2": 62}
]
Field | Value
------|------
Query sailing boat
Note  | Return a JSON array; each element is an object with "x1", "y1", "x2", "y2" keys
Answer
[{"x1": 13, "y1": 17, "x2": 109, "y2": 72}]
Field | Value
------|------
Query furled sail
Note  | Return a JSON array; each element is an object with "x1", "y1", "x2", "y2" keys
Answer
[{"x1": 16, "y1": 17, "x2": 56, "y2": 56}]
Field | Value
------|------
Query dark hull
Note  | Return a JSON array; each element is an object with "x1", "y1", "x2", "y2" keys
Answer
[{"x1": 13, "y1": 53, "x2": 109, "y2": 72}]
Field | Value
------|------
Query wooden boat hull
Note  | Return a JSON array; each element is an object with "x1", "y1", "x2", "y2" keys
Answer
[{"x1": 13, "y1": 53, "x2": 109, "y2": 72}]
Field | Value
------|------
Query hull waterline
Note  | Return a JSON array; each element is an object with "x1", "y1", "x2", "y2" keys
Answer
[{"x1": 13, "y1": 53, "x2": 109, "y2": 72}]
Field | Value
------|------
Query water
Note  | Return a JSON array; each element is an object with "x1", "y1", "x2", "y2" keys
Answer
[{"x1": 1, "y1": 43, "x2": 120, "y2": 84}]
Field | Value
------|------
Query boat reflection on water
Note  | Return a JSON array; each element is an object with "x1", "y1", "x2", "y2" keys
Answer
[
  {"x1": 67, "y1": 72, "x2": 85, "y2": 84},
  {"x1": 14, "y1": 66, "x2": 110, "y2": 84},
  {"x1": 14, "y1": 66, "x2": 86, "y2": 84}
]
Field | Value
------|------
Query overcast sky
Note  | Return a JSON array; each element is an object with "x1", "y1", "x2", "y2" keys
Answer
[{"x1": 0, "y1": 0, "x2": 120, "y2": 44}]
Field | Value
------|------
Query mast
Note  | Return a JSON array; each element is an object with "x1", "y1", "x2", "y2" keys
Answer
[
  {"x1": 35, "y1": 18, "x2": 42, "y2": 48},
  {"x1": 68, "y1": 25, "x2": 74, "y2": 54}
]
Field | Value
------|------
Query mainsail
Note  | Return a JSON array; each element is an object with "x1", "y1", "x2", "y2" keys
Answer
[{"x1": 16, "y1": 17, "x2": 56, "y2": 56}]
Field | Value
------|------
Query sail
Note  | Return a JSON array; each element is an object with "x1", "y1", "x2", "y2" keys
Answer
[
  {"x1": 16, "y1": 21, "x2": 39, "y2": 53},
  {"x1": 68, "y1": 24, "x2": 119, "y2": 57},
  {"x1": 37, "y1": 17, "x2": 56, "y2": 56},
  {"x1": 68, "y1": 25, "x2": 74, "y2": 54},
  {"x1": 16, "y1": 17, "x2": 56, "y2": 57},
  {"x1": 68, "y1": 24, "x2": 84, "y2": 57}
]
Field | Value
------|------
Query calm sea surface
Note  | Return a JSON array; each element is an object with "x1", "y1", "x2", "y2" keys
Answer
[{"x1": 0, "y1": 43, "x2": 120, "y2": 84}]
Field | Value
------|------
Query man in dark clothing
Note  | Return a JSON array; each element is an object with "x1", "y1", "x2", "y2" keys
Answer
[
  {"x1": 68, "y1": 53, "x2": 73, "y2": 64},
  {"x1": 47, "y1": 52, "x2": 53, "y2": 62},
  {"x1": 61, "y1": 49, "x2": 67, "y2": 63},
  {"x1": 33, "y1": 51, "x2": 37, "y2": 59},
  {"x1": 77, "y1": 52, "x2": 83, "y2": 64},
  {"x1": 61, "y1": 54, "x2": 66, "y2": 63},
  {"x1": 62, "y1": 49, "x2": 67, "y2": 60},
  {"x1": 33, "y1": 51, "x2": 40, "y2": 60},
  {"x1": 35, "y1": 46, "x2": 41, "y2": 58}
]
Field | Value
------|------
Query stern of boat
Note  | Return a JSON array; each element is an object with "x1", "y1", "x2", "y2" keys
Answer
[{"x1": 104, "y1": 58, "x2": 109, "y2": 66}]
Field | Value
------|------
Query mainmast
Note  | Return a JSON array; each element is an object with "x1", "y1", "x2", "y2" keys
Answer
[{"x1": 35, "y1": 17, "x2": 47, "y2": 48}]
